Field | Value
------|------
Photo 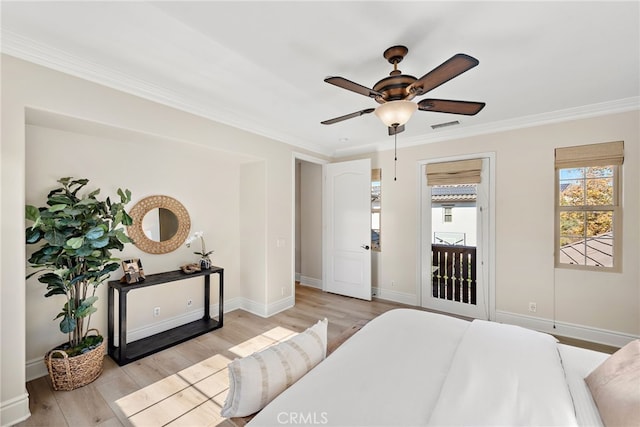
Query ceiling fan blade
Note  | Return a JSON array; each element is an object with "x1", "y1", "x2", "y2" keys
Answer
[
  {"x1": 407, "y1": 54, "x2": 479, "y2": 98},
  {"x1": 388, "y1": 125, "x2": 405, "y2": 136},
  {"x1": 321, "y1": 108, "x2": 375, "y2": 125},
  {"x1": 418, "y1": 99, "x2": 486, "y2": 115},
  {"x1": 324, "y1": 76, "x2": 383, "y2": 99}
]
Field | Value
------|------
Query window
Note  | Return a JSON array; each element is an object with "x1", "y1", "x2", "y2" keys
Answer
[
  {"x1": 371, "y1": 169, "x2": 381, "y2": 251},
  {"x1": 555, "y1": 141, "x2": 623, "y2": 271},
  {"x1": 443, "y1": 206, "x2": 453, "y2": 223}
]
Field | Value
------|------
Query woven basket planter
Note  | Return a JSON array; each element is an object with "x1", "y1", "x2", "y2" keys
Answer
[{"x1": 44, "y1": 329, "x2": 105, "y2": 391}]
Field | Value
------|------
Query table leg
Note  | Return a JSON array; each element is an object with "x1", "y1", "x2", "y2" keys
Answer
[
  {"x1": 119, "y1": 289, "x2": 128, "y2": 363},
  {"x1": 108, "y1": 285, "x2": 114, "y2": 355},
  {"x1": 204, "y1": 274, "x2": 211, "y2": 320},
  {"x1": 218, "y1": 270, "x2": 224, "y2": 326}
]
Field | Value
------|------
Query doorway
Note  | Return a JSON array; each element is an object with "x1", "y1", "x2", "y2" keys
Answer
[
  {"x1": 420, "y1": 155, "x2": 495, "y2": 320},
  {"x1": 294, "y1": 155, "x2": 325, "y2": 294},
  {"x1": 293, "y1": 155, "x2": 372, "y2": 301}
]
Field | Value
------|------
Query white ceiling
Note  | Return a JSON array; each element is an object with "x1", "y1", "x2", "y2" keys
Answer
[{"x1": 2, "y1": 1, "x2": 639, "y2": 157}]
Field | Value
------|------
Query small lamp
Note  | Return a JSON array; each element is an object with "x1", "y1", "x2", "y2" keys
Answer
[{"x1": 374, "y1": 100, "x2": 418, "y2": 127}]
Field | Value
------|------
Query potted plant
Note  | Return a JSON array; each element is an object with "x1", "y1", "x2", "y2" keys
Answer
[
  {"x1": 25, "y1": 177, "x2": 133, "y2": 390},
  {"x1": 185, "y1": 230, "x2": 214, "y2": 269}
]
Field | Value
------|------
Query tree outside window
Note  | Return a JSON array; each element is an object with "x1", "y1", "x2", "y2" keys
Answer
[{"x1": 557, "y1": 166, "x2": 617, "y2": 268}]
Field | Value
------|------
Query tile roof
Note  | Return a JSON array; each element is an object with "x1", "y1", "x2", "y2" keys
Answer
[
  {"x1": 559, "y1": 232, "x2": 613, "y2": 267},
  {"x1": 431, "y1": 185, "x2": 477, "y2": 203}
]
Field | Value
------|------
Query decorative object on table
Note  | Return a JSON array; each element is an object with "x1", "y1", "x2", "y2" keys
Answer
[
  {"x1": 25, "y1": 177, "x2": 133, "y2": 390},
  {"x1": 121, "y1": 258, "x2": 145, "y2": 284},
  {"x1": 185, "y1": 231, "x2": 214, "y2": 270},
  {"x1": 180, "y1": 263, "x2": 202, "y2": 274}
]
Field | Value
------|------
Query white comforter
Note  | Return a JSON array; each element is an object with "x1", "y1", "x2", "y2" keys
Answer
[
  {"x1": 428, "y1": 319, "x2": 577, "y2": 426},
  {"x1": 249, "y1": 309, "x2": 600, "y2": 426}
]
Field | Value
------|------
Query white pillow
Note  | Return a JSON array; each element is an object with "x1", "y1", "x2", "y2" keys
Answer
[
  {"x1": 221, "y1": 318, "x2": 328, "y2": 418},
  {"x1": 585, "y1": 339, "x2": 640, "y2": 427}
]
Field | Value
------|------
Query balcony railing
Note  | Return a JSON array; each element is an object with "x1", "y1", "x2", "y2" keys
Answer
[{"x1": 431, "y1": 244, "x2": 477, "y2": 305}]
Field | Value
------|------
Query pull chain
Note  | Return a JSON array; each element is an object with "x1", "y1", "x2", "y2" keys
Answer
[{"x1": 394, "y1": 130, "x2": 397, "y2": 181}]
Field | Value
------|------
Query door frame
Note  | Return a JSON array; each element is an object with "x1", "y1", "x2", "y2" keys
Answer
[
  {"x1": 416, "y1": 152, "x2": 496, "y2": 320},
  {"x1": 291, "y1": 152, "x2": 328, "y2": 301}
]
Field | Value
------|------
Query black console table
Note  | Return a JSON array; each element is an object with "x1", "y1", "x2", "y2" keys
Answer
[{"x1": 107, "y1": 267, "x2": 223, "y2": 366}]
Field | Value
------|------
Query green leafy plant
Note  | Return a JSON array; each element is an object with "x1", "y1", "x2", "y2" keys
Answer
[{"x1": 25, "y1": 177, "x2": 133, "y2": 351}]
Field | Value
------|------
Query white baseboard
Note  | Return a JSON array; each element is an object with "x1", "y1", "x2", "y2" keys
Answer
[
  {"x1": 26, "y1": 299, "x2": 246, "y2": 381},
  {"x1": 495, "y1": 310, "x2": 638, "y2": 348},
  {"x1": 372, "y1": 287, "x2": 418, "y2": 306},
  {"x1": 223, "y1": 297, "x2": 243, "y2": 313},
  {"x1": 235, "y1": 297, "x2": 270, "y2": 317},
  {"x1": 266, "y1": 295, "x2": 295, "y2": 316},
  {"x1": 234, "y1": 295, "x2": 295, "y2": 317},
  {"x1": 118, "y1": 309, "x2": 215, "y2": 343},
  {"x1": 26, "y1": 296, "x2": 297, "y2": 380},
  {"x1": 28, "y1": 300, "x2": 635, "y2": 382},
  {"x1": 298, "y1": 276, "x2": 323, "y2": 289},
  {"x1": 26, "y1": 357, "x2": 49, "y2": 383},
  {"x1": 0, "y1": 391, "x2": 30, "y2": 427}
]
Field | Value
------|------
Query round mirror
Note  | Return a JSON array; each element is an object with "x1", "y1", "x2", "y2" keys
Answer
[
  {"x1": 141, "y1": 208, "x2": 179, "y2": 242},
  {"x1": 127, "y1": 195, "x2": 190, "y2": 254}
]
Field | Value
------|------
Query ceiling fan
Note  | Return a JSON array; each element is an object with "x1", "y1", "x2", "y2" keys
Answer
[{"x1": 321, "y1": 45, "x2": 485, "y2": 135}]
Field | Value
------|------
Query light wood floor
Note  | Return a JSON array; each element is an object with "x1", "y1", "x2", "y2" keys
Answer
[
  {"x1": 18, "y1": 285, "x2": 415, "y2": 427},
  {"x1": 18, "y1": 284, "x2": 617, "y2": 427}
]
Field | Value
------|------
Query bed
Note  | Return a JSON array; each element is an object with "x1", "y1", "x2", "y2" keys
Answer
[{"x1": 227, "y1": 309, "x2": 637, "y2": 426}]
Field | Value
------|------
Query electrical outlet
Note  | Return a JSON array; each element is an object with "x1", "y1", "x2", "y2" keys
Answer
[
  {"x1": 528, "y1": 302, "x2": 537, "y2": 313},
  {"x1": 154, "y1": 306, "x2": 160, "y2": 317}
]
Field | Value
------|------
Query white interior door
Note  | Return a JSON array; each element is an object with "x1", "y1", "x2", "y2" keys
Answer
[{"x1": 323, "y1": 159, "x2": 372, "y2": 300}]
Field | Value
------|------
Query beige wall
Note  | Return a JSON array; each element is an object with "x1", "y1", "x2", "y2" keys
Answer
[
  {"x1": 24, "y1": 119, "x2": 245, "y2": 367},
  {"x1": 240, "y1": 160, "x2": 267, "y2": 303},
  {"x1": 2, "y1": 52, "x2": 638, "y2": 425},
  {"x1": 299, "y1": 161, "x2": 323, "y2": 283},
  {"x1": 1, "y1": 54, "x2": 305, "y2": 424},
  {"x1": 365, "y1": 111, "x2": 639, "y2": 338}
]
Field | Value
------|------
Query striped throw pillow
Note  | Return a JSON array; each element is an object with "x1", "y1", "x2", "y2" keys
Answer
[{"x1": 221, "y1": 318, "x2": 328, "y2": 418}]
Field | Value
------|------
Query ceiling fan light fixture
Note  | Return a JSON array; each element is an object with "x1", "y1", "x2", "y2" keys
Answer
[{"x1": 374, "y1": 100, "x2": 417, "y2": 127}]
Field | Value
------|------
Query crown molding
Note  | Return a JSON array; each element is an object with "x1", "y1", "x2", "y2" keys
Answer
[
  {"x1": 3, "y1": 29, "x2": 637, "y2": 159},
  {"x1": 1, "y1": 29, "x2": 332, "y2": 156},
  {"x1": 333, "y1": 97, "x2": 640, "y2": 157}
]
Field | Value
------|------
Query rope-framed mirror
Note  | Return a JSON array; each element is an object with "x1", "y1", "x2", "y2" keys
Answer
[{"x1": 127, "y1": 195, "x2": 190, "y2": 254}]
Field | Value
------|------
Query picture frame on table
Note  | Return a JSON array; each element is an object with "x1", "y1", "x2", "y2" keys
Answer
[{"x1": 121, "y1": 258, "x2": 145, "y2": 284}]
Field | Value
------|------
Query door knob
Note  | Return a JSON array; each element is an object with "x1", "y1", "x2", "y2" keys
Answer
[{"x1": 361, "y1": 244, "x2": 370, "y2": 250}]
